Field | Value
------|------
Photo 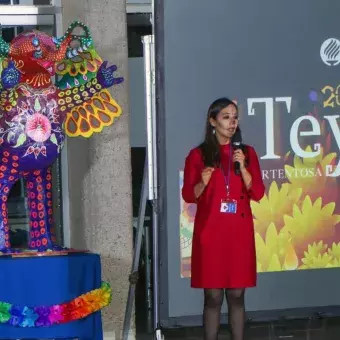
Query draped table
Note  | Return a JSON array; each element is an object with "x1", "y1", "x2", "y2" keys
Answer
[{"x1": 0, "y1": 252, "x2": 103, "y2": 340}]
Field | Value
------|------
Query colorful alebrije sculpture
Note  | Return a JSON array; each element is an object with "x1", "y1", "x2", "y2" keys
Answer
[{"x1": 0, "y1": 22, "x2": 124, "y2": 253}]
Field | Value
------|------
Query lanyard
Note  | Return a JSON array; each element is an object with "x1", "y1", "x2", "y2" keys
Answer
[{"x1": 220, "y1": 143, "x2": 233, "y2": 197}]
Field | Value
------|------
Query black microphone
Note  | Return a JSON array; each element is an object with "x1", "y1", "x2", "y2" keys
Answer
[{"x1": 232, "y1": 130, "x2": 243, "y2": 175}]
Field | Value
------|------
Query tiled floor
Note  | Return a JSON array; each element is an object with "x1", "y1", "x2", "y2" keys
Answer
[{"x1": 137, "y1": 317, "x2": 340, "y2": 339}]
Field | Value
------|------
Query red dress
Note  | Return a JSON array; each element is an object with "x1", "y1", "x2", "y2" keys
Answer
[{"x1": 182, "y1": 144, "x2": 265, "y2": 289}]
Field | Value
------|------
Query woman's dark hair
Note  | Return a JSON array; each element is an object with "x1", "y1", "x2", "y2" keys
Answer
[{"x1": 199, "y1": 97, "x2": 242, "y2": 167}]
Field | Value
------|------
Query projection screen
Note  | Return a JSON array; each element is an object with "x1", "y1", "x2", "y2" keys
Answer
[{"x1": 156, "y1": 0, "x2": 340, "y2": 326}]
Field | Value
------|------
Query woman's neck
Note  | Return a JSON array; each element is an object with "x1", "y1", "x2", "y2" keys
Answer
[{"x1": 216, "y1": 133, "x2": 230, "y2": 145}]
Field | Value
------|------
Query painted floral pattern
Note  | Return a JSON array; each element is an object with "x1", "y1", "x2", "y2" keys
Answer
[
  {"x1": 26, "y1": 113, "x2": 51, "y2": 143},
  {"x1": 0, "y1": 88, "x2": 64, "y2": 159}
]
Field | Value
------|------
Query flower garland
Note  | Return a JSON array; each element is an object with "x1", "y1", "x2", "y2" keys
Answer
[{"x1": 0, "y1": 282, "x2": 111, "y2": 328}]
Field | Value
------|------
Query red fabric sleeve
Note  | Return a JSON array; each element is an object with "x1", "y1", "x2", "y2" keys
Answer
[
  {"x1": 182, "y1": 149, "x2": 203, "y2": 204},
  {"x1": 247, "y1": 146, "x2": 265, "y2": 202}
]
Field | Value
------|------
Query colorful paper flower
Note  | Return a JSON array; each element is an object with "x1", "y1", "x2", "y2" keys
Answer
[
  {"x1": 0, "y1": 302, "x2": 12, "y2": 323},
  {"x1": 9, "y1": 306, "x2": 25, "y2": 327},
  {"x1": 48, "y1": 304, "x2": 66, "y2": 324},
  {"x1": 34, "y1": 306, "x2": 51, "y2": 327},
  {"x1": 98, "y1": 282, "x2": 112, "y2": 306},
  {"x1": 0, "y1": 282, "x2": 111, "y2": 328},
  {"x1": 20, "y1": 307, "x2": 38, "y2": 327},
  {"x1": 85, "y1": 282, "x2": 111, "y2": 312}
]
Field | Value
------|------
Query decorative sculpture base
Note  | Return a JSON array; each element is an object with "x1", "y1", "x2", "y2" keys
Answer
[
  {"x1": 0, "y1": 247, "x2": 89, "y2": 257},
  {"x1": 0, "y1": 253, "x2": 105, "y2": 340}
]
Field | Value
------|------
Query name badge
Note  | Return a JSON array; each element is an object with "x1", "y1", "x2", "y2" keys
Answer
[{"x1": 220, "y1": 199, "x2": 237, "y2": 214}]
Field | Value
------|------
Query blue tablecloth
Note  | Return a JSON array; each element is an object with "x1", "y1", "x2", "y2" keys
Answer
[{"x1": 0, "y1": 253, "x2": 103, "y2": 340}]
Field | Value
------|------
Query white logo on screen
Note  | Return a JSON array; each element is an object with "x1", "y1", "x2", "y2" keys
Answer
[{"x1": 320, "y1": 38, "x2": 340, "y2": 66}]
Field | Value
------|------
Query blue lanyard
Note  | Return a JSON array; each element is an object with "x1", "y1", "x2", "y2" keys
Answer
[{"x1": 220, "y1": 143, "x2": 233, "y2": 197}]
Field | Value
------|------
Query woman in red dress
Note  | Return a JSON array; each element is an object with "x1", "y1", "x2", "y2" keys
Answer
[{"x1": 182, "y1": 98, "x2": 265, "y2": 340}]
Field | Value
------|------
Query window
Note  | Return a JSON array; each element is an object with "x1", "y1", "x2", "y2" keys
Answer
[{"x1": 127, "y1": 13, "x2": 152, "y2": 58}]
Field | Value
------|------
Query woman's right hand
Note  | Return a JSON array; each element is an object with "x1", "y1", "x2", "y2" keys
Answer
[
  {"x1": 201, "y1": 167, "x2": 215, "y2": 186},
  {"x1": 194, "y1": 167, "x2": 214, "y2": 199}
]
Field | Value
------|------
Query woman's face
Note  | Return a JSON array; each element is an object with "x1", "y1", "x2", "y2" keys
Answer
[{"x1": 210, "y1": 104, "x2": 238, "y2": 141}]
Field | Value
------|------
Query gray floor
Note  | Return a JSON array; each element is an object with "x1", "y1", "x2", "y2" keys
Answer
[{"x1": 138, "y1": 317, "x2": 340, "y2": 339}]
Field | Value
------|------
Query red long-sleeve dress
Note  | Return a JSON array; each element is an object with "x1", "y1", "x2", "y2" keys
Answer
[{"x1": 182, "y1": 144, "x2": 265, "y2": 289}]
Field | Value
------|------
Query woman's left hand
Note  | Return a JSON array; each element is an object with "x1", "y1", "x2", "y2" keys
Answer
[{"x1": 233, "y1": 149, "x2": 246, "y2": 169}]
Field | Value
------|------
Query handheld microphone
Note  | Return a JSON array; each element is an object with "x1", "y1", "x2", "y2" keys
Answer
[{"x1": 232, "y1": 130, "x2": 243, "y2": 175}]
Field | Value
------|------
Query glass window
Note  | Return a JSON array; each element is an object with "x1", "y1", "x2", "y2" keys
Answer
[
  {"x1": 127, "y1": 13, "x2": 152, "y2": 58},
  {"x1": 1, "y1": 24, "x2": 63, "y2": 249}
]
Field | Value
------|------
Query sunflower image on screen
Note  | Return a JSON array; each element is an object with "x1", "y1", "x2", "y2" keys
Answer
[
  {"x1": 252, "y1": 145, "x2": 340, "y2": 273},
  {"x1": 179, "y1": 106, "x2": 340, "y2": 276}
]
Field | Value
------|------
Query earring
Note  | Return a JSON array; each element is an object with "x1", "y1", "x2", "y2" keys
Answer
[{"x1": 213, "y1": 128, "x2": 216, "y2": 135}]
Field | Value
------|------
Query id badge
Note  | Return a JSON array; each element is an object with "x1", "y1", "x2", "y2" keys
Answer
[{"x1": 220, "y1": 198, "x2": 237, "y2": 214}]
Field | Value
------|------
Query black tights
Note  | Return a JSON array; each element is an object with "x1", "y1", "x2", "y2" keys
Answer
[{"x1": 203, "y1": 288, "x2": 245, "y2": 340}]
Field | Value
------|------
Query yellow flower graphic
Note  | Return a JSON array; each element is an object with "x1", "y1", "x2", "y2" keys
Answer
[
  {"x1": 281, "y1": 196, "x2": 340, "y2": 258},
  {"x1": 301, "y1": 253, "x2": 334, "y2": 269},
  {"x1": 300, "y1": 242, "x2": 334, "y2": 269},
  {"x1": 255, "y1": 223, "x2": 298, "y2": 273},
  {"x1": 332, "y1": 258, "x2": 340, "y2": 267},
  {"x1": 251, "y1": 181, "x2": 302, "y2": 237},
  {"x1": 285, "y1": 146, "x2": 338, "y2": 203},
  {"x1": 327, "y1": 242, "x2": 340, "y2": 262}
]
